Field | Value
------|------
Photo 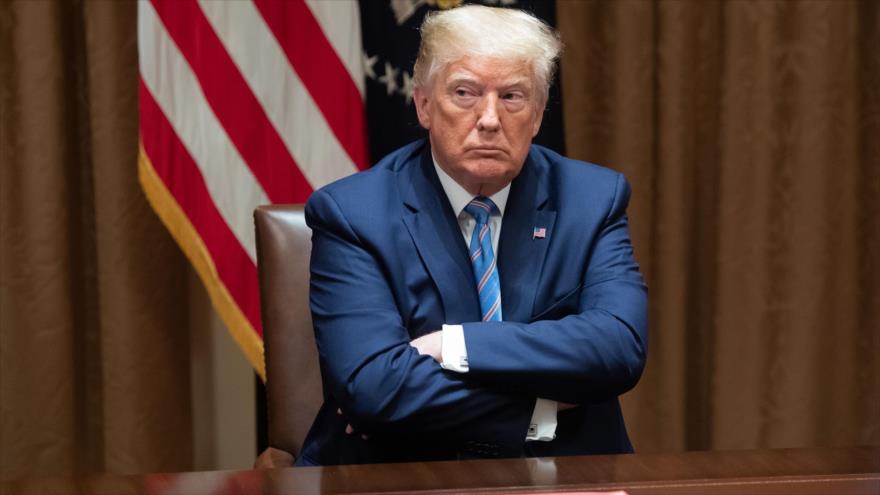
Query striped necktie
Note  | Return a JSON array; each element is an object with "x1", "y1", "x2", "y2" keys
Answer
[{"x1": 463, "y1": 197, "x2": 502, "y2": 322}]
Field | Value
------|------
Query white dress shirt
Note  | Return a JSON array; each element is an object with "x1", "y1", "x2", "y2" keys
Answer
[{"x1": 432, "y1": 157, "x2": 557, "y2": 442}]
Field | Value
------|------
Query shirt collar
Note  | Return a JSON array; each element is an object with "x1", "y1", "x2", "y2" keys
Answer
[{"x1": 432, "y1": 153, "x2": 510, "y2": 218}]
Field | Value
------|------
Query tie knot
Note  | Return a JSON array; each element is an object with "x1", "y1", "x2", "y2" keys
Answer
[{"x1": 464, "y1": 196, "x2": 497, "y2": 224}]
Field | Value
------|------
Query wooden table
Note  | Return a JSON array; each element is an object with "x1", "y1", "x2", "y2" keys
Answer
[{"x1": 2, "y1": 447, "x2": 878, "y2": 494}]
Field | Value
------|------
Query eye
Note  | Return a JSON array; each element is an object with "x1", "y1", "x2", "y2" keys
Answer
[
  {"x1": 451, "y1": 86, "x2": 478, "y2": 107},
  {"x1": 502, "y1": 92, "x2": 524, "y2": 101}
]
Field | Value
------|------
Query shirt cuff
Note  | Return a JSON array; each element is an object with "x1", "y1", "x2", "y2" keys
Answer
[
  {"x1": 526, "y1": 398, "x2": 557, "y2": 442},
  {"x1": 440, "y1": 324, "x2": 468, "y2": 373}
]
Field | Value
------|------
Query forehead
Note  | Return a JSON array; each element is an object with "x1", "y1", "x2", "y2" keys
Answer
[{"x1": 440, "y1": 56, "x2": 534, "y2": 87}]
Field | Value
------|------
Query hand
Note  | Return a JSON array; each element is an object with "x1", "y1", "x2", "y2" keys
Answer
[
  {"x1": 410, "y1": 330, "x2": 442, "y2": 362},
  {"x1": 254, "y1": 447, "x2": 295, "y2": 469},
  {"x1": 558, "y1": 402, "x2": 578, "y2": 411}
]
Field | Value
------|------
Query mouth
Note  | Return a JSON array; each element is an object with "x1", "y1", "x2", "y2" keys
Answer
[{"x1": 467, "y1": 146, "x2": 506, "y2": 154}]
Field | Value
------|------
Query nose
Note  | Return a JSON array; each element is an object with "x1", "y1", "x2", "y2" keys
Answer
[{"x1": 476, "y1": 93, "x2": 501, "y2": 132}]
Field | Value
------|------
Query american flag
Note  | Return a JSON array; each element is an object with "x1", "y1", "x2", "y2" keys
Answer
[
  {"x1": 533, "y1": 227, "x2": 547, "y2": 239},
  {"x1": 137, "y1": 0, "x2": 367, "y2": 379}
]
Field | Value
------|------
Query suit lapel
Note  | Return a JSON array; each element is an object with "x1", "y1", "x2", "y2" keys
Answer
[
  {"x1": 498, "y1": 151, "x2": 556, "y2": 322},
  {"x1": 400, "y1": 146, "x2": 482, "y2": 324}
]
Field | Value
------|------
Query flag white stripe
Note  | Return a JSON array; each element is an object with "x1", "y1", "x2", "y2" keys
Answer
[
  {"x1": 199, "y1": 0, "x2": 360, "y2": 191},
  {"x1": 305, "y1": 0, "x2": 365, "y2": 98},
  {"x1": 138, "y1": 0, "x2": 265, "y2": 262}
]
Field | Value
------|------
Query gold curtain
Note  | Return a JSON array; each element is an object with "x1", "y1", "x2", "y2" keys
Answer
[
  {"x1": 558, "y1": 0, "x2": 879, "y2": 452},
  {"x1": 0, "y1": 0, "x2": 192, "y2": 479}
]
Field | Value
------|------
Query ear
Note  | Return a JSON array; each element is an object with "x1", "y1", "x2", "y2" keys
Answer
[
  {"x1": 413, "y1": 87, "x2": 432, "y2": 130},
  {"x1": 531, "y1": 102, "x2": 546, "y2": 138}
]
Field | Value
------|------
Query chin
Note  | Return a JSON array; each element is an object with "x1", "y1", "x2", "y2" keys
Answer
[{"x1": 463, "y1": 158, "x2": 516, "y2": 178}]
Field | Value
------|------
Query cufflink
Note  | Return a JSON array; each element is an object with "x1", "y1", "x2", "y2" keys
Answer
[{"x1": 528, "y1": 424, "x2": 537, "y2": 436}]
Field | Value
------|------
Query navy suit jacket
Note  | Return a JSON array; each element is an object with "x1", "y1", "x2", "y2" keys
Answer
[{"x1": 297, "y1": 139, "x2": 648, "y2": 466}]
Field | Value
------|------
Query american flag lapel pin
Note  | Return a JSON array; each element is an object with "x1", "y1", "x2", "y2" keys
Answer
[{"x1": 533, "y1": 227, "x2": 547, "y2": 239}]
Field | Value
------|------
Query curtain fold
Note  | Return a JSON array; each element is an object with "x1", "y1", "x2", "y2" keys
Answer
[
  {"x1": 559, "y1": 0, "x2": 879, "y2": 452},
  {"x1": 1, "y1": 0, "x2": 192, "y2": 479}
]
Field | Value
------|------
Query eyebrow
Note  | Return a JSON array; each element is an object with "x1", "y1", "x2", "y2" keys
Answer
[
  {"x1": 445, "y1": 73, "x2": 532, "y2": 89},
  {"x1": 446, "y1": 74, "x2": 479, "y2": 86}
]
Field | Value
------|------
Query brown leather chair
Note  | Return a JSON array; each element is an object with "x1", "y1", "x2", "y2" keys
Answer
[{"x1": 254, "y1": 205, "x2": 322, "y2": 462}]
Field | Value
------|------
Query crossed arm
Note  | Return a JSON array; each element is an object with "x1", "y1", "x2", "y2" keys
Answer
[
  {"x1": 412, "y1": 173, "x2": 647, "y2": 406},
  {"x1": 304, "y1": 177, "x2": 647, "y2": 446},
  {"x1": 306, "y1": 190, "x2": 533, "y2": 448}
]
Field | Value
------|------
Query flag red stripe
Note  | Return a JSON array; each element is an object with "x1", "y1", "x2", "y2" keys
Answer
[
  {"x1": 253, "y1": 0, "x2": 369, "y2": 170},
  {"x1": 150, "y1": 0, "x2": 312, "y2": 203},
  {"x1": 140, "y1": 78, "x2": 263, "y2": 335}
]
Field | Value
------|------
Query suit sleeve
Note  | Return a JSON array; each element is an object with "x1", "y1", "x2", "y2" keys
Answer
[
  {"x1": 305, "y1": 189, "x2": 534, "y2": 450},
  {"x1": 462, "y1": 173, "x2": 649, "y2": 405}
]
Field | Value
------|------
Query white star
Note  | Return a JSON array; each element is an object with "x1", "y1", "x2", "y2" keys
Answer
[
  {"x1": 399, "y1": 70, "x2": 415, "y2": 104},
  {"x1": 363, "y1": 53, "x2": 379, "y2": 80},
  {"x1": 378, "y1": 61, "x2": 399, "y2": 96}
]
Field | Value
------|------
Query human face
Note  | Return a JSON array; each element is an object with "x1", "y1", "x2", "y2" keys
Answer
[{"x1": 414, "y1": 56, "x2": 545, "y2": 196}]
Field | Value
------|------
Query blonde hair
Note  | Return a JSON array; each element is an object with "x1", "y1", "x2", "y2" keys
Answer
[{"x1": 412, "y1": 5, "x2": 562, "y2": 105}]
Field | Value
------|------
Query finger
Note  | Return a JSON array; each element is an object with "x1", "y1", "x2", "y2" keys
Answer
[
  {"x1": 254, "y1": 447, "x2": 294, "y2": 469},
  {"x1": 337, "y1": 408, "x2": 343, "y2": 415},
  {"x1": 345, "y1": 424, "x2": 354, "y2": 434},
  {"x1": 360, "y1": 434, "x2": 369, "y2": 440}
]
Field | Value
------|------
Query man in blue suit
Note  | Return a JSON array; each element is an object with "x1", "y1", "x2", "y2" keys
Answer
[{"x1": 295, "y1": 5, "x2": 647, "y2": 466}]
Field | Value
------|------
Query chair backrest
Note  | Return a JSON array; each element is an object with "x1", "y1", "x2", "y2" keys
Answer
[{"x1": 254, "y1": 204, "x2": 322, "y2": 457}]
